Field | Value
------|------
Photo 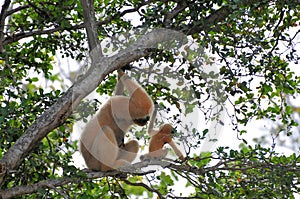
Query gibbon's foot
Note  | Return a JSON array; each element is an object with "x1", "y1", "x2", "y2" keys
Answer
[
  {"x1": 120, "y1": 64, "x2": 132, "y2": 71},
  {"x1": 140, "y1": 154, "x2": 151, "y2": 161},
  {"x1": 115, "y1": 161, "x2": 136, "y2": 172},
  {"x1": 141, "y1": 148, "x2": 170, "y2": 162},
  {"x1": 149, "y1": 148, "x2": 170, "y2": 160}
]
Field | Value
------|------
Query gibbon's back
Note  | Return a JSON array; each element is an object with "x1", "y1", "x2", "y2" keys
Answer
[{"x1": 129, "y1": 88, "x2": 153, "y2": 116}]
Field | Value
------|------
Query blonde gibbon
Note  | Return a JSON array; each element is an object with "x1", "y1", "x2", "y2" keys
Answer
[
  {"x1": 80, "y1": 70, "x2": 154, "y2": 171},
  {"x1": 141, "y1": 105, "x2": 186, "y2": 161}
]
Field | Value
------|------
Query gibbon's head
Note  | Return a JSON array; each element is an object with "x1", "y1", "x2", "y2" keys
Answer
[
  {"x1": 129, "y1": 88, "x2": 154, "y2": 126},
  {"x1": 158, "y1": 124, "x2": 174, "y2": 135}
]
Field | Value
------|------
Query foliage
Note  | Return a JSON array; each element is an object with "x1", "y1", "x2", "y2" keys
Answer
[{"x1": 0, "y1": 0, "x2": 299, "y2": 198}]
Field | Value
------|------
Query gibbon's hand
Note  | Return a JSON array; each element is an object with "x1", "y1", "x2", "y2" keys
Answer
[
  {"x1": 117, "y1": 65, "x2": 132, "y2": 79},
  {"x1": 117, "y1": 69, "x2": 126, "y2": 79},
  {"x1": 121, "y1": 64, "x2": 133, "y2": 71}
]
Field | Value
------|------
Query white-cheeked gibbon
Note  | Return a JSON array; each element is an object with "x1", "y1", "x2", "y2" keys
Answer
[
  {"x1": 80, "y1": 70, "x2": 154, "y2": 171},
  {"x1": 142, "y1": 105, "x2": 186, "y2": 161}
]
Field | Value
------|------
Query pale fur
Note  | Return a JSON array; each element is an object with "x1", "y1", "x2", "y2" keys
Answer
[{"x1": 80, "y1": 70, "x2": 153, "y2": 171}]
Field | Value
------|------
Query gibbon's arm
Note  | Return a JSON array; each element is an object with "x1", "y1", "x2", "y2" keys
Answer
[
  {"x1": 168, "y1": 140, "x2": 185, "y2": 161},
  {"x1": 114, "y1": 70, "x2": 125, "y2": 95},
  {"x1": 147, "y1": 103, "x2": 159, "y2": 136}
]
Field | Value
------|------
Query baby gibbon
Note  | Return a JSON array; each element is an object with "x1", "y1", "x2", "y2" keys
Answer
[
  {"x1": 142, "y1": 105, "x2": 185, "y2": 161},
  {"x1": 80, "y1": 70, "x2": 154, "y2": 171}
]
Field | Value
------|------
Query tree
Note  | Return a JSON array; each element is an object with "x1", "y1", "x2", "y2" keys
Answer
[{"x1": 0, "y1": 0, "x2": 300, "y2": 198}]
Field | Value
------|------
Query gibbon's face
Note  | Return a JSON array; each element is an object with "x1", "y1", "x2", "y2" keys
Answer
[
  {"x1": 133, "y1": 116, "x2": 150, "y2": 126},
  {"x1": 159, "y1": 124, "x2": 174, "y2": 135}
]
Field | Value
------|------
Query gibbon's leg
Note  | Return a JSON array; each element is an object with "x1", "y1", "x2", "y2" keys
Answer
[
  {"x1": 117, "y1": 140, "x2": 139, "y2": 164},
  {"x1": 147, "y1": 148, "x2": 169, "y2": 160},
  {"x1": 89, "y1": 126, "x2": 119, "y2": 171},
  {"x1": 141, "y1": 148, "x2": 170, "y2": 161},
  {"x1": 89, "y1": 126, "x2": 140, "y2": 171}
]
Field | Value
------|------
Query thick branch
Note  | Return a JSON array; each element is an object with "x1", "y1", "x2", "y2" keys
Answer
[
  {"x1": 0, "y1": 171, "x2": 117, "y2": 198},
  {"x1": 0, "y1": 176, "x2": 80, "y2": 199}
]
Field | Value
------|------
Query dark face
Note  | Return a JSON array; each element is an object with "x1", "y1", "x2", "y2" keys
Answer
[{"x1": 133, "y1": 116, "x2": 150, "y2": 126}]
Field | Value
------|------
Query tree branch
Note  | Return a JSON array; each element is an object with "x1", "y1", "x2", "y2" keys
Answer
[
  {"x1": 1, "y1": 0, "x2": 271, "y2": 47},
  {"x1": 2, "y1": 0, "x2": 154, "y2": 46},
  {"x1": 80, "y1": 0, "x2": 102, "y2": 58},
  {"x1": 0, "y1": 0, "x2": 11, "y2": 51},
  {"x1": 188, "y1": 0, "x2": 264, "y2": 35},
  {"x1": 163, "y1": 1, "x2": 188, "y2": 26},
  {"x1": 0, "y1": 161, "x2": 159, "y2": 198},
  {"x1": 2, "y1": 24, "x2": 84, "y2": 46},
  {"x1": 123, "y1": 179, "x2": 165, "y2": 199},
  {"x1": 2, "y1": 157, "x2": 298, "y2": 198},
  {"x1": 5, "y1": 5, "x2": 30, "y2": 16}
]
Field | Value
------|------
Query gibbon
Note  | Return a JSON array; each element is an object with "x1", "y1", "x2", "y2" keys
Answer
[
  {"x1": 80, "y1": 70, "x2": 154, "y2": 171},
  {"x1": 141, "y1": 105, "x2": 186, "y2": 161}
]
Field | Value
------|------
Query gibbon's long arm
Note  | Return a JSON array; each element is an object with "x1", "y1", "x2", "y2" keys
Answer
[
  {"x1": 114, "y1": 70, "x2": 125, "y2": 95},
  {"x1": 147, "y1": 103, "x2": 159, "y2": 136},
  {"x1": 168, "y1": 140, "x2": 185, "y2": 161}
]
